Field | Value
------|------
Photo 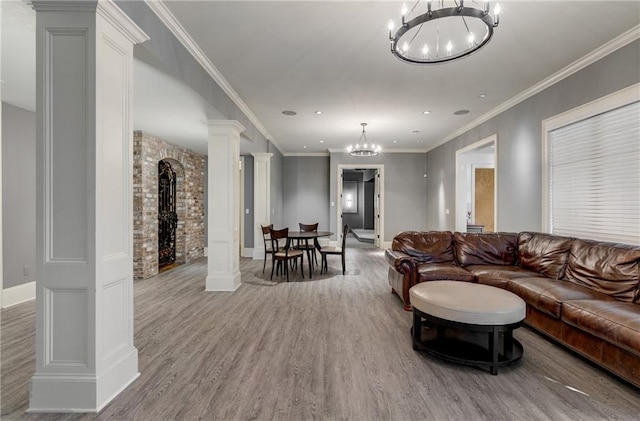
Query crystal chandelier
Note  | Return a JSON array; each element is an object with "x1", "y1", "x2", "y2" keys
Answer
[
  {"x1": 346, "y1": 123, "x2": 381, "y2": 157},
  {"x1": 388, "y1": 1, "x2": 501, "y2": 65}
]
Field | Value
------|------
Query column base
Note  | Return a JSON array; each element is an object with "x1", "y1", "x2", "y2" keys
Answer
[
  {"x1": 28, "y1": 347, "x2": 139, "y2": 413},
  {"x1": 206, "y1": 271, "x2": 241, "y2": 292}
]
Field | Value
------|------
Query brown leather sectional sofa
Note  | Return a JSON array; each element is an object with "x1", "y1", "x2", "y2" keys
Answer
[{"x1": 385, "y1": 231, "x2": 640, "y2": 387}]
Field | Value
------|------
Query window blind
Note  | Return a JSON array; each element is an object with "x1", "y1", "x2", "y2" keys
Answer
[{"x1": 548, "y1": 100, "x2": 640, "y2": 245}]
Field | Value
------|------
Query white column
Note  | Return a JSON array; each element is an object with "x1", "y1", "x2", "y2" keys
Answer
[
  {"x1": 29, "y1": 0, "x2": 148, "y2": 413},
  {"x1": 251, "y1": 152, "x2": 273, "y2": 260},
  {"x1": 206, "y1": 120, "x2": 245, "y2": 291}
]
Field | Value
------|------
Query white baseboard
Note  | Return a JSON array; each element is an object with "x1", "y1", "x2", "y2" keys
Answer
[{"x1": 3, "y1": 281, "x2": 36, "y2": 308}]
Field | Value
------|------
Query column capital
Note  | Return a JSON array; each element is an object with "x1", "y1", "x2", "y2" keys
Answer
[
  {"x1": 31, "y1": 0, "x2": 98, "y2": 12},
  {"x1": 251, "y1": 152, "x2": 273, "y2": 160},
  {"x1": 31, "y1": 0, "x2": 149, "y2": 45},
  {"x1": 207, "y1": 120, "x2": 246, "y2": 134}
]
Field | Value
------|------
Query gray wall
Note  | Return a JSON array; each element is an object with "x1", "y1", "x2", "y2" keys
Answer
[
  {"x1": 329, "y1": 153, "x2": 428, "y2": 242},
  {"x1": 243, "y1": 155, "x2": 254, "y2": 248},
  {"x1": 342, "y1": 171, "x2": 364, "y2": 230},
  {"x1": 425, "y1": 40, "x2": 640, "y2": 232},
  {"x1": 283, "y1": 156, "x2": 330, "y2": 231},
  {"x1": 2, "y1": 104, "x2": 36, "y2": 289}
]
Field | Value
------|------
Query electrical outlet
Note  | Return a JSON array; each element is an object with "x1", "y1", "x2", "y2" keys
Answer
[{"x1": 23, "y1": 266, "x2": 30, "y2": 276}]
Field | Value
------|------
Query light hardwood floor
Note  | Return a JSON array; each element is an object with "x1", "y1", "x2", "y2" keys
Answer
[{"x1": 2, "y1": 247, "x2": 639, "y2": 420}]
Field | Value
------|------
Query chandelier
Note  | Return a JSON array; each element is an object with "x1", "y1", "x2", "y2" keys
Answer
[
  {"x1": 347, "y1": 123, "x2": 381, "y2": 157},
  {"x1": 388, "y1": 1, "x2": 501, "y2": 65}
]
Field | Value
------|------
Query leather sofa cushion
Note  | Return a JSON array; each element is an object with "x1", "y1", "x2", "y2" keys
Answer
[
  {"x1": 564, "y1": 238, "x2": 640, "y2": 303},
  {"x1": 466, "y1": 265, "x2": 540, "y2": 289},
  {"x1": 508, "y1": 277, "x2": 614, "y2": 319},
  {"x1": 517, "y1": 232, "x2": 572, "y2": 279},
  {"x1": 392, "y1": 231, "x2": 454, "y2": 264},
  {"x1": 562, "y1": 300, "x2": 640, "y2": 357},
  {"x1": 454, "y1": 232, "x2": 518, "y2": 266},
  {"x1": 417, "y1": 263, "x2": 475, "y2": 283}
]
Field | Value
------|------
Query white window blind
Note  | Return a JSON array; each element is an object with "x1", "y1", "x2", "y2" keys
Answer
[{"x1": 548, "y1": 100, "x2": 640, "y2": 245}]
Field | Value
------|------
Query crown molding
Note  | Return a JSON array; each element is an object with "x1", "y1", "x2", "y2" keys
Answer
[
  {"x1": 382, "y1": 148, "x2": 428, "y2": 153},
  {"x1": 283, "y1": 152, "x2": 330, "y2": 157},
  {"x1": 327, "y1": 148, "x2": 427, "y2": 154},
  {"x1": 144, "y1": 0, "x2": 280, "y2": 151},
  {"x1": 97, "y1": 1, "x2": 149, "y2": 44},
  {"x1": 432, "y1": 24, "x2": 640, "y2": 152}
]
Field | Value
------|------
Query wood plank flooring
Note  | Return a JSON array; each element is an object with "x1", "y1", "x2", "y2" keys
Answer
[{"x1": 2, "y1": 247, "x2": 639, "y2": 420}]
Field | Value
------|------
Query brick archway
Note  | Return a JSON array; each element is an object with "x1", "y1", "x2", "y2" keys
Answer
[{"x1": 133, "y1": 131, "x2": 205, "y2": 279}]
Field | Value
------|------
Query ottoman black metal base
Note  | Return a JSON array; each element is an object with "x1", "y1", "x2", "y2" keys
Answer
[{"x1": 412, "y1": 307, "x2": 524, "y2": 375}]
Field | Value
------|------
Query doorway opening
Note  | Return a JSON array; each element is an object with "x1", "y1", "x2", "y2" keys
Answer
[
  {"x1": 455, "y1": 135, "x2": 497, "y2": 233},
  {"x1": 158, "y1": 159, "x2": 178, "y2": 270},
  {"x1": 337, "y1": 164, "x2": 384, "y2": 248}
]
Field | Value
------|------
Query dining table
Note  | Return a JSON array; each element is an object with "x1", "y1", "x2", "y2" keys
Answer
[{"x1": 287, "y1": 231, "x2": 333, "y2": 278}]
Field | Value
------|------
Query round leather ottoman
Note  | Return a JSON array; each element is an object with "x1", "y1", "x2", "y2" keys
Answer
[{"x1": 409, "y1": 280, "x2": 526, "y2": 374}]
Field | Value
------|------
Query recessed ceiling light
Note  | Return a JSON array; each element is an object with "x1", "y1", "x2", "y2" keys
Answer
[
  {"x1": 454, "y1": 109, "x2": 470, "y2": 115},
  {"x1": 479, "y1": 93, "x2": 487, "y2": 98},
  {"x1": 393, "y1": 140, "x2": 398, "y2": 143},
  {"x1": 314, "y1": 111, "x2": 323, "y2": 115},
  {"x1": 282, "y1": 110, "x2": 297, "y2": 116},
  {"x1": 423, "y1": 110, "x2": 431, "y2": 115},
  {"x1": 319, "y1": 140, "x2": 324, "y2": 143},
  {"x1": 303, "y1": 145, "x2": 307, "y2": 148}
]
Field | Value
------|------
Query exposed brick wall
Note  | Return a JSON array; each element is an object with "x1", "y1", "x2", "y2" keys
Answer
[{"x1": 133, "y1": 131, "x2": 205, "y2": 279}]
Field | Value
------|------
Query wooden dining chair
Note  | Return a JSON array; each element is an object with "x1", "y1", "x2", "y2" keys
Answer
[
  {"x1": 320, "y1": 224, "x2": 349, "y2": 275},
  {"x1": 261, "y1": 224, "x2": 274, "y2": 274},
  {"x1": 296, "y1": 222, "x2": 319, "y2": 265},
  {"x1": 269, "y1": 227, "x2": 304, "y2": 282}
]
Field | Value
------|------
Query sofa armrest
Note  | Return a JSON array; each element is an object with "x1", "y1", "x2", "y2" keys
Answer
[
  {"x1": 385, "y1": 249, "x2": 415, "y2": 274},
  {"x1": 386, "y1": 249, "x2": 417, "y2": 311}
]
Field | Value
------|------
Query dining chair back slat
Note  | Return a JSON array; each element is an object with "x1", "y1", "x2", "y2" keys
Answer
[
  {"x1": 260, "y1": 224, "x2": 274, "y2": 274},
  {"x1": 268, "y1": 227, "x2": 304, "y2": 282},
  {"x1": 320, "y1": 224, "x2": 349, "y2": 275},
  {"x1": 297, "y1": 222, "x2": 319, "y2": 265}
]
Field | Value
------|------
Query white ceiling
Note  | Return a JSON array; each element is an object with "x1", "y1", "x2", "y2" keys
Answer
[{"x1": 2, "y1": 1, "x2": 639, "y2": 156}]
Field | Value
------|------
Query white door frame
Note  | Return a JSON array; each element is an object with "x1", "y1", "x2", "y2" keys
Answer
[
  {"x1": 455, "y1": 135, "x2": 498, "y2": 233},
  {"x1": 337, "y1": 164, "x2": 384, "y2": 247}
]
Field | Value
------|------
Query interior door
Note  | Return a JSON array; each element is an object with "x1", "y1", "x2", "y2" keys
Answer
[
  {"x1": 473, "y1": 167, "x2": 495, "y2": 232},
  {"x1": 158, "y1": 160, "x2": 177, "y2": 268}
]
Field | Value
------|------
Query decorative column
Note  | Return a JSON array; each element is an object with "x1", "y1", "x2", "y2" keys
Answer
[
  {"x1": 206, "y1": 120, "x2": 245, "y2": 291},
  {"x1": 29, "y1": 0, "x2": 148, "y2": 412},
  {"x1": 251, "y1": 152, "x2": 272, "y2": 260}
]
